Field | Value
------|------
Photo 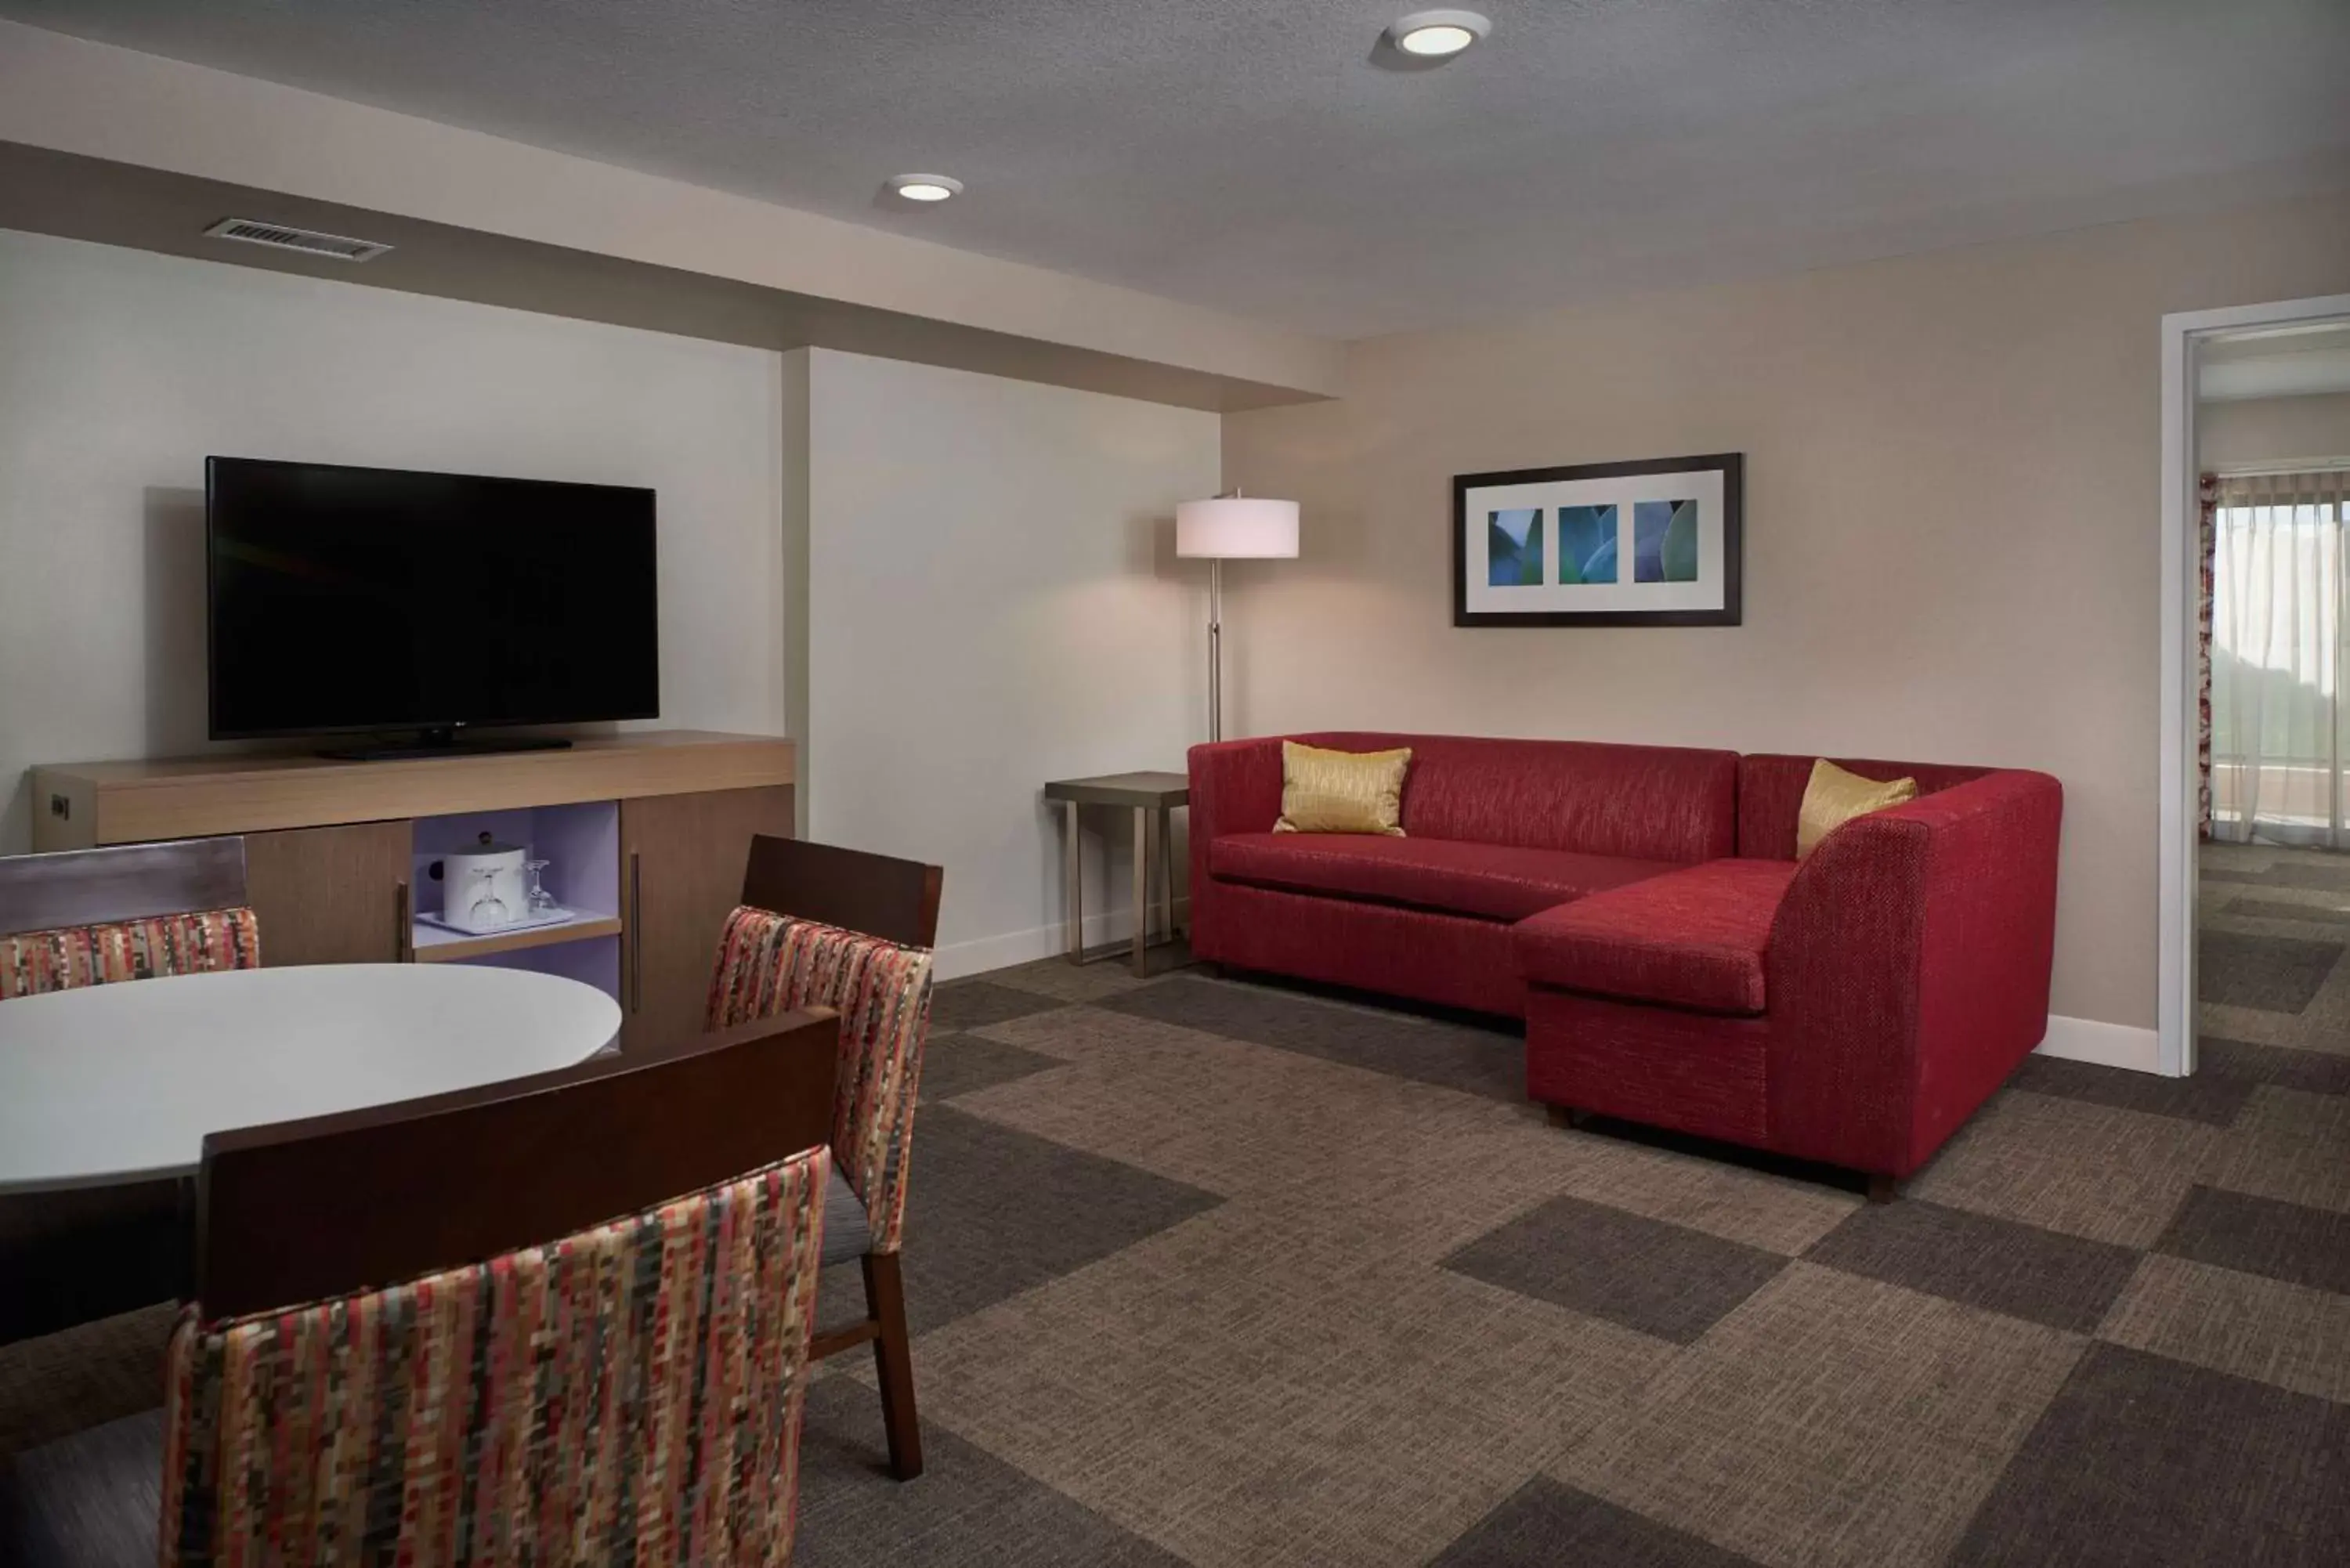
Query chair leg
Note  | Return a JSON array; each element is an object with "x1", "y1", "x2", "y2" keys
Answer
[
  {"x1": 863, "y1": 1250, "x2": 924, "y2": 1480},
  {"x1": 1866, "y1": 1172, "x2": 1899, "y2": 1205},
  {"x1": 1544, "y1": 1104, "x2": 1591, "y2": 1130}
]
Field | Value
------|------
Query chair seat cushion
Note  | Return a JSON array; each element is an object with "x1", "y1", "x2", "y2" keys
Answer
[
  {"x1": 1207, "y1": 833, "x2": 1676, "y2": 923},
  {"x1": 823, "y1": 1162, "x2": 873, "y2": 1266},
  {"x1": 0, "y1": 1407, "x2": 163, "y2": 1567},
  {"x1": 1513, "y1": 858, "x2": 1798, "y2": 1015}
]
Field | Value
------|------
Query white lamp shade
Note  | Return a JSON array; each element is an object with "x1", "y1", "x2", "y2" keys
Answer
[{"x1": 1177, "y1": 497, "x2": 1300, "y2": 559}]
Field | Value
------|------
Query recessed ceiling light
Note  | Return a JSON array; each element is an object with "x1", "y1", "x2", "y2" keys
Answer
[
  {"x1": 1389, "y1": 9, "x2": 1490, "y2": 57},
  {"x1": 888, "y1": 173, "x2": 964, "y2": 203}
]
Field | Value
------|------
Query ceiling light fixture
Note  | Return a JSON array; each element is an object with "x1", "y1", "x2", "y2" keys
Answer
[
  {"x1": 887, "y1": 173, "x2": 964, "y2": 203},
  {"x1": 1388, "y1": 9, "x2": 1490, "y2": 57}
]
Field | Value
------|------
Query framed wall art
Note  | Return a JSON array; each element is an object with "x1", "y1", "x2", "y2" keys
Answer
[{"x1": 1452, "y1": 453, "x2": 1743, "y2": 627}]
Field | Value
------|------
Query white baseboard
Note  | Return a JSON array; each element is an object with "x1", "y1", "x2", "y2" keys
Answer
[
  {"x1": 2034, "y1": 1014, "x2": 2165, "y2": 1075},
  {"x1": 934, "y1": 899, "x2": 1190, "y2": 983}
]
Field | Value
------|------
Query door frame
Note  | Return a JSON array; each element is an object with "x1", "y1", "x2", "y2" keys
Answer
[{"x1": 2158, "y1": 291, "x2": 2350, "y2": 1077}]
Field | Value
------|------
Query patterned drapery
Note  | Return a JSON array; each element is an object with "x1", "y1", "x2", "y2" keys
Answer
[{"x1": 2198, "y1": 472, "x2": 2216, "y2": 840}]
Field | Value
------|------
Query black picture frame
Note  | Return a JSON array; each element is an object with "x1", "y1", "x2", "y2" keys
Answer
[{"x1": 1452, "y1": 452, "x2": 1744, "y2": 627}]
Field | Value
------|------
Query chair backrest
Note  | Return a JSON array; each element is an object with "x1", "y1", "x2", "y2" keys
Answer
[
  {"x1": 0, "y1": 838, "x2": 258, "y2": 998},
  {"x1": 742, "y1": 834, "x2": 943, "y2": 949},
  {"x1": 162, "y1": 1014, "x2": 842, "y2": 1567},
  {"x1": 196, "y1": 1008, "x2": 841, "y2": 1317},
  {"x1": 707, "y1": 906, "x2": 936, "y2": 1253},
  {"x1": 0, "y1": 838, "x2": 248, "y2": 937}
]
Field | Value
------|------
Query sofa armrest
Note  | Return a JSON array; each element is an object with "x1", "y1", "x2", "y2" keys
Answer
[
  {"x1": 1185, "y1": 739, "x2": 1286, "y2": 962},
  {"x1": 1764, "y1": 770, "x2": 2063, "y2": 1175},
  {"x1": 1188, "y1": 739, "x2": 1287, "y2": 844}
]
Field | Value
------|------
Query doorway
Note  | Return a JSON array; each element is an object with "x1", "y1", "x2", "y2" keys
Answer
[{"x1": 2162, "y1": 295, "x2": 2350, "y2": 1077}]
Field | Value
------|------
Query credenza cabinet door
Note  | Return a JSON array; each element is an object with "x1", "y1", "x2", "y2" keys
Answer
[
  {"x1": 619, "y1": 786, "x2": 794, "y2": 1053},
  {"x1": 241, "y1": 820, "x2": 415, "y2": 966}
]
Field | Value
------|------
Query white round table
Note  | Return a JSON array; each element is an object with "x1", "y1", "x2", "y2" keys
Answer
[{"x1": 0, "y1": 964, "x2": 621, "y2": 1194}]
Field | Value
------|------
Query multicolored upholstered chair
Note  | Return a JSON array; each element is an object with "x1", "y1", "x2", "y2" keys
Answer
[
  {"x1": 0, "y1": 838, "x2": 258, "y2": 1342},
  {"x1": 707, "y1": 834, "x2": 943, "y2": 1481},
  {"x1": 0, "y1": 837, "x2": 258, "y2": 999},
  {"x1": 0, "y1": 1010, "x2": 844, "y2": 1567}
]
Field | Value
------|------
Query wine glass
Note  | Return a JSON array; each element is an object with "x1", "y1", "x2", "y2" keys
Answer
[{"x1": 524, "y1": 858, "x2": 557, "y2": 919}]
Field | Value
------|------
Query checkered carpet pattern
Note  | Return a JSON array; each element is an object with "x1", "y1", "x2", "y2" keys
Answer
[{"x1": 5, "y1": 887, "x2": 2348, "y2": 1566}]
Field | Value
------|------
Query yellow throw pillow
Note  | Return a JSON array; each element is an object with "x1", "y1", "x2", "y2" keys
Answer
[
  {"x1": 1797, "y1": 758, "x2": 1918, "y2": 859},
  {"x1": 1274, "y1": 741, "x2": 1412, "y2": 836}
]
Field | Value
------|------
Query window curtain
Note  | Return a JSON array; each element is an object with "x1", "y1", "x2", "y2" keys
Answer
[{"x1": 2208, "y1": 468, "x2": 2350, "y2": 847}]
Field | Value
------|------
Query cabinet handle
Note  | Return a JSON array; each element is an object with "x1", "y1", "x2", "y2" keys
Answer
[
  {"x1": 395, "y1": 880, "x2": 411, "y2": 963},
  {"x1": 627, "y1": 851, "x2": 642, "y2": 1013}
]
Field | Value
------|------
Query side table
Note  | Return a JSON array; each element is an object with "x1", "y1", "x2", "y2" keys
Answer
[{"x1": 1043, "y1": 771, "x2": 1188, "y2": 977}]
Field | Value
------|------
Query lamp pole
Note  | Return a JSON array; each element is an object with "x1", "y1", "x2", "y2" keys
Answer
[{"x1": 1207, "y1": 555, "x2": 1224, "y2": 742}]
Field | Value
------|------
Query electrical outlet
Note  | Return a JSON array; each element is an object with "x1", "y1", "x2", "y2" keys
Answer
[{"x1": 49, "y1": 793, "x2": 70, "y2": 819}]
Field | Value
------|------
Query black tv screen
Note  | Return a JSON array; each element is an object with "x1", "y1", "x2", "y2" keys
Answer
[{"x1": 206, "y1": 457, "x2": 659, "y2": 739}]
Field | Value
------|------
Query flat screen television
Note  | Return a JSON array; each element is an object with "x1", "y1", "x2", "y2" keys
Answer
[{"x1": 207, "y1": 457, "x2": 659, "y2": 753}]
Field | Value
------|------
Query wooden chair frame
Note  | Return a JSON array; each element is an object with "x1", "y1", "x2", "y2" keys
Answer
[{"x1": 198, "y1": 1010, "x2": 841, "y2": 1319}]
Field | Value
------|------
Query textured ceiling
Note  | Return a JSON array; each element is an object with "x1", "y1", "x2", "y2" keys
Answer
[{"x1": 5, "y1": 0, "x2": 2348, "y2": 339}]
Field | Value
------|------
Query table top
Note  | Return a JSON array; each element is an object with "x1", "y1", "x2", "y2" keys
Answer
[
  {"x1": 0, "y1": 965, "x2": 622, "y2": 1194},
  {"x1": 1044, "y1": 771, "x2": 1191, "y2": 807}
]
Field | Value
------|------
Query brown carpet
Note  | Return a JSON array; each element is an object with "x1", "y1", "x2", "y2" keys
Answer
[{"x1": 6, "y1": 943, "x2": 2348, "y2": 1566}]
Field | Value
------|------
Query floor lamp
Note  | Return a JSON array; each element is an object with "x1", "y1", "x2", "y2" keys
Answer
[{"x1": 1175, "y1": 494, "x2": 1300, "y2": 742}]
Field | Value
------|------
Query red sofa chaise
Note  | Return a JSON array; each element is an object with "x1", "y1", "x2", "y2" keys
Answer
[{"x1": 1186, "y1": 733, "x2": 2062, "y2": 1186}]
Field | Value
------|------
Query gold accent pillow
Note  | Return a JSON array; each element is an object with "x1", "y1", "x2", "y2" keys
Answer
[
  {"x1": 1274, "y1": 741, "x2": 1412, "y2": 836},
  {"x1": 1797, "y1": 758, "x2": 1918, "y2": 859}
]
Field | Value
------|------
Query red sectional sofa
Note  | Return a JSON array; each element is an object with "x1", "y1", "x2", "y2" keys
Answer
[{"x1": 1186, "y1": 733, "x2": 2062, "y2": 1183}]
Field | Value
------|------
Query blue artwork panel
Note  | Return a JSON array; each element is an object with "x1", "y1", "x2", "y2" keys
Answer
[
  {"x1": 1488, "y1": 508, "x2": 1542, "y2": 587},
  {"x1": 1633, "y1": 499, "x2": 1699, "y2": 583},
  {"x1": 1556, "y1": 504, "x2": 1618, "y2": 584}
]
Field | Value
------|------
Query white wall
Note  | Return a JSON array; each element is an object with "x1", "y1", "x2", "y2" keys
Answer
[
  {"x1": 0, "y1": 227, "x2": 786, "y2": 852},
  {"x1": 803, "y1": 349, "x2": 1219, "y2": 977}
]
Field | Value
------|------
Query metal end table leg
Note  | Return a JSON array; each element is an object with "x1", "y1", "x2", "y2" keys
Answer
[
  {"x1": 1133, "y1": 805, "x2": 1151, "y2": 978},
  {"x1": 1064, "y1": 800, "x2": 1083, "y2": 965}
]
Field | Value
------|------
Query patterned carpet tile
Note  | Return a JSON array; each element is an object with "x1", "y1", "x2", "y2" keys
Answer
[
  {"x1": 1443, "y1": 1196, "x2": 1789, "y2": 1345},
  {"x1": 1553, "y1": 1263, "x2": 2085, "y2": 1568},
  {"x1": 928, "y1": 978, "x2": 1073, "y2": 1032},
  {"x1": 2260, "y1": 858, "x2": 2350, "y2": 891},
  {"x1": 902, "y1": 1200, "x2": 1674, "y2": 1568},
  {"x1": 917, "y1": 1031, "x2": 1065, "y2": 1104},
  {"x1": 2157, "y1": 1184, "x2": 2350, "y2": 1295},
  {"x1": 0, "y1": 1306, "x2": 172, "y2": 1460},
  {"x1": 982, "y1": 953, "x2": 1171, "y2": 1005},
  {"x1": 1947, "y1": 1344, "x2": 2350, "y2": 1567},
  {"x1": 1904, "y1": 1090, "x2": 2220, "y2": 1248},
  {"x1": 2007, "y1": 1053, "x2": 2257, "y2": 1125},
  {"x1": 2229, "y1": 896, "x2": 2350, "y2": 926},
  {"x1": 1100, "y1": 974, "x2": 1526, "y2": 1103},
  {"x1": 879, "y1": 1104, "x2": 1222, "y2": 1338},
  {"x1": 1430, "y1": 1477, "x2": 1766, "y2": 1568},
  {"x1": 2197, "y1": 930, "x2": 2345, "y2": 1013},
  {"x1": 1802, "y1": 1199, "x2": 2141, "y2": 1335},
  {"x1": 2201, "y1": 1086, "x2": 2350, "y2": 1216},
  {"x1": 794, "y1": 1378, "x2": 1188, "y2": 1568},
  {"x1": 2200, "y1": 1036, "x2": 2350, "y2": 1095},
  {"x1": 2100, "y1": 1255, "x2": 2350, "y2": 1406}
]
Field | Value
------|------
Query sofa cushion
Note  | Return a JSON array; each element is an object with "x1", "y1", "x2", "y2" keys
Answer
[
  {"x1": 1208, "y1": 833, "x2": 1676, "y2": 923},
  {"x1": 1513, "y1": 858, "x2": 1799, "y2": 1015},
  {"x1": 1279, "y1": 733, "x2": 1740, "y2": 863}
]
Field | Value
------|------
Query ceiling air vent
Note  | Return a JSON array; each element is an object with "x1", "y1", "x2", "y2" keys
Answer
[{"x1": 202, "y1": 218, "x2": 393, "y2": 262}]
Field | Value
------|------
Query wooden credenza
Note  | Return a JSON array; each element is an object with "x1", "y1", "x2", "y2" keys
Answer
[{"x1": 30, "y1": 731, "x2": 794, "y2": 1053}]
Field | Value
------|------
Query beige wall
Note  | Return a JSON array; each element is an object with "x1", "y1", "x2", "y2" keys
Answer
[
  {"x1": 2199, "y1": 392, "x2": 2350, "y2": 469},
  {"x1": 1223, "y1": 190, "x2": 2350, "y2": 1030}
]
